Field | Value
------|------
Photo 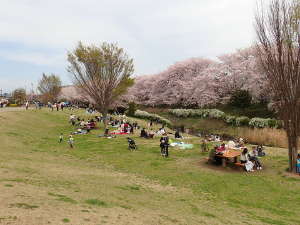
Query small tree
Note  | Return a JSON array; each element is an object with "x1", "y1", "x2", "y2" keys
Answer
[
  {"x1": 255, "y1": 0, "x2": 300, "y2": 173},
  {"x1": 127, "y1": 102, "x2": 137, "y2": 116},
  {"x1": 12, "y1": 88, "x2": 26, "y2": 105},
  {"x1": 229, "y1": 90, "x2": 252, "y2": 108},
  {"x1": 37, "y1": 73, "x2": 62, "y2": 103},
  {"x1": 67, "y1": 42, "x2": 134, "y2": 129}
]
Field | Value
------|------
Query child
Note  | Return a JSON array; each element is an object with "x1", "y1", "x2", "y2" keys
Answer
[
  {"x1": 68, "y1": 135, "x2": 74, "y2": 148},
  {"x1": 59, "y1": 133, "x2": 63, "y2": 143},
  {"x1": 201, "y1": 139, "x2": 208, "y2": 152},
  {"x1": 297, "y1": 154, "x2": 300, "y2": 175}
]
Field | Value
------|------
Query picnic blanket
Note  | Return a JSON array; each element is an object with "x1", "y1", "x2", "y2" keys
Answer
[
  {"x1": 110, "y1": 131, "x2": 128, "y2": 135},
  {"x1": 169, "y1": 140, "x2": 193, "y2": 149},
  {"x1": 72, "y1": 129, "x2": 88, "y2": 135}
]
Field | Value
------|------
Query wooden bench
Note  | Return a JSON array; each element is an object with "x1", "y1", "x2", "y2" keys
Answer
[
  {"x1": 234, "y1": 162, "x2": 245, "y2": 171},
  {"x1": 234, "y1": 162, "x2": 245, "y2": 167}
]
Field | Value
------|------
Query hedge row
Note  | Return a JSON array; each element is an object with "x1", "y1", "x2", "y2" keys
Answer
[
  {"x1": 134, "y1": 110, "x2": 172, "y2": 127},
  {"x1": 169, "y1": 109, "x2": 282, "y2": 129}
]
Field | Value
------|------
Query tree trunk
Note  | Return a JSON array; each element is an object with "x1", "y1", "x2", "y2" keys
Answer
[
  {"x1": 102, "y1": 110, "x2": 108, "y2": 132},
  {"x1": 286, "y1": 125, "x2": 298, "y2": 173}
]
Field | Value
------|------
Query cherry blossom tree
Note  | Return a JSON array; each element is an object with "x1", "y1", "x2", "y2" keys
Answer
[{"x1": 124, "y1": 49, "x2": 268, "y2": 108}]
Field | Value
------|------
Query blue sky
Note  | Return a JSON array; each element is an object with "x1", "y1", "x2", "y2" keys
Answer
[{"x1": 0, "y1": 0, "x2": 267, "y2": 93}]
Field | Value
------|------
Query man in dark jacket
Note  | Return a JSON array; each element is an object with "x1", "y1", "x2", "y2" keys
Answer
[{"x1": 160, "y1": 133, "x2": 169, "y2": 157}]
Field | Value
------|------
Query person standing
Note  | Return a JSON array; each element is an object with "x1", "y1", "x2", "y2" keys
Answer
[
  {"x1": 68, "y1": 135, "x2": 74, "y2": 148},
  {"x1": 297, "y1": 154, "x2": 300, "y2": 175},
  {"x1": 59, "y1": 133, "x2": 63, "y2": 143},
  {"x1": 160, "y1": 133, "x2": 169, "y2": 157},
  {"x1": 25, "y1": 101, "x2": 29, "y2": 110},
  {"x1": 56, "y1": 103, "x2": 59, "y2": 111}
]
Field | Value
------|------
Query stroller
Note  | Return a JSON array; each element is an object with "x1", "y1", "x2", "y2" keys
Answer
[{"x1": 127, "y1": 137, "x2": 137, "y2": 151}]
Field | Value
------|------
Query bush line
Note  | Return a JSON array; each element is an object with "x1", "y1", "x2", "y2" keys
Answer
[
  {"x1": 133, "y1": 110, "x2": 172, "y2": 127},
  {"x1": 168, "y1": 109, "x2": 282, "y2": 129}
]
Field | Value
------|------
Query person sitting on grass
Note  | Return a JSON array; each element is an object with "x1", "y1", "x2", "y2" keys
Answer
[
  {"x1": 175, "y1": 130, "x2": 182, "y2": 139},
  {"x1": 148, "y1": 129, "x2": 155, "y2": 138},
  {"x1": 240, "y1": 148, "x2": 254, "y2": 172},
  {"x1": 140, "y1": 128, "x2": 148, "y2": 138},
  {"x1": 157, "y1": 127, "x2": 166, "y2": 136},
  {"x1": 69, "y1": 114, "x2": 76, "y2": 125},
  {"x1": 249, "y1": 146, "x2": 263, "y2": 170},
  {"x1": 104, "y1": 128, "x2": 109, "y2": 136},
  {"x1": 80, "y1": 119, "x2": 86, "y2": 127},
  {"x1": 297, "y1": 154, "x2": 300, "y2": 175},
  {"x1": 215, "y1": 135, "x2": 221, "y2": 142},
  {"x1": 257, "y1": 145, "x2": 266, "y2": 157}
]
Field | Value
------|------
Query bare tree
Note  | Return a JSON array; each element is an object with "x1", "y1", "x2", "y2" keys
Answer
[
  {"x1": 255, "y1": 0, "x2": 300, "y2": 172},
  {"x1": 38, "y1": 73, "x2": 62, "y2": 103},
  {"x1": 12, "y1": 88, "x2": 26, "y2": 105},
  {"x1": 67, "y1": 42, "x2": 134, "y2": 129}
]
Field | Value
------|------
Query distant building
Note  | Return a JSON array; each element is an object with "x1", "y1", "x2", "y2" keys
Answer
[{"x1": 0, "y1": 92, "x2": 11, "y2": 98}]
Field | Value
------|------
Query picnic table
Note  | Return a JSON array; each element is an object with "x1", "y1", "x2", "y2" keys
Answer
[{"x1": 216, "y1": 149, "x2": 241, "y2": 167}]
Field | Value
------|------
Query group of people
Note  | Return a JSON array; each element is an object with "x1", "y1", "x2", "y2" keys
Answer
[
  {"x1": 47, "y1": 102, "x2": 66, "y2": 111},
  {"x1": 0, "y1": 99, "x2": 8, "y2": 108},
  {"x1": 208, "y1": 142, "x2": 266, "y2": 172},
  {"x1": 59, "y1": 112, "x2": 300, "y2": 175},
  {"x1": 59, "y1": 133, "x2": 74, "y2": 148},
  {"x1": 69, "y1": 114, "x2": 97, "y2": 131},
  {"x1": 109, "y1": 118, "x2": 138, "y2": 135},
  {"x1": 240, "y1": 147, "x2": 263, "y2": 171},
  {"x1": 140, "y1": 128, "x2": 156, "y2": 138}
]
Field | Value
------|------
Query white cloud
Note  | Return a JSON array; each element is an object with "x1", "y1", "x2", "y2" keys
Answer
[
  {"x1": 0, "y1": 0, "x2": 271, "y2": 90},
  {"x1": 0, "y1": 51, "x2": 65, "y2": 66}
]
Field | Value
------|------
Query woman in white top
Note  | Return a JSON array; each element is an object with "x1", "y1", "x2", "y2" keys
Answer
[{"x1": 240, "y1": 148, "x2": 254, "y2": 172}]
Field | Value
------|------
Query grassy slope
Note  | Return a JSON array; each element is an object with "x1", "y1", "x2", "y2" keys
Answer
[{"x1": 0, "y1": 109, "x2": 299, "y2": 225}]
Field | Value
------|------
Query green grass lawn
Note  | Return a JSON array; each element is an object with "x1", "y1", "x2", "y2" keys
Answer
[{"x1": 0, "y1": 108, "x2": 299, "y2": 225}]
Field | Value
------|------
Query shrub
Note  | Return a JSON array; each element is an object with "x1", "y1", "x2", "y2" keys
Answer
[
  {"x1": 265, "y1": 118, "x2": 284, "y2": 129},
  {"x1": 249, "y1": 117, "x2": 269, "y2": 128},
  {"x1": 169, "y1": 109, "x2": 191, "y2": 118},
  {"x1": 236, "y1": 116, "x2": 250, "y2": 126},
  {"x1": 230, "y1": 90, "x2": 252, "y2": 108},
  {"x1": 267, "y1": 118, "x2": 279, "y2": 128},
  {"x1": 127, "y1": 102, "x2": 137, "y2": 117},
  {"x1": 208, "y1": 109, "x2": 226, "y2": 119},
  {"x1": 225, "y1": 115, "x2": 236, "y2": 125},
  {"x1": 168, "y1": 108, "x2": 281, "y2": 129},
  {"x1": 134, "y1": 110, "x2": 172, "y2": 127},
  {"x1": 200, "y1": 109, "x2": 210, "y2": 118}
]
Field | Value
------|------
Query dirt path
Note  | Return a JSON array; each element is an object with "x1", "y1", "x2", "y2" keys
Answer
[{"x1": 0, "y1": 107, "x2": 26, "y2": 112}]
